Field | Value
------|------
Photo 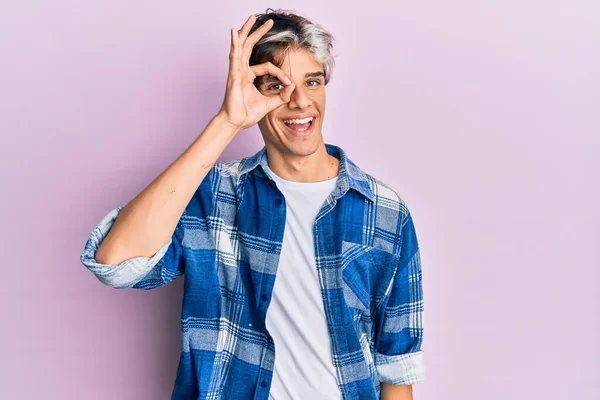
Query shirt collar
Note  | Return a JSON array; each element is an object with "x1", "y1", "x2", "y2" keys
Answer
[{"x1": 239, "y1": 143, "x2": 375, "y2": 202}]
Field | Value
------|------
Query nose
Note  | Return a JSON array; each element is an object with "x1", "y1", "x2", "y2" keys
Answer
[{"x1": 288, "y1": 84, "x2": 312, "y2": 110}]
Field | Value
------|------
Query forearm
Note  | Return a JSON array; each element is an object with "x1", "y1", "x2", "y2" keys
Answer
[
  {"x1": 380, "y1": 383, "x2": 413, "y2": 400},
  {"x1": 95, "y1": 112, "x2": 240, "y2": 265}
]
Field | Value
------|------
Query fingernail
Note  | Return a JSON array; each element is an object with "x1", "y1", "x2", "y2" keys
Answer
[{"x1": 284, "y1": 76, "x2": 291, "y2": 84}]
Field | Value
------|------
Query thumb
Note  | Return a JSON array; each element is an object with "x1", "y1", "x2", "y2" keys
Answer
[{"x1": 265, "y1": 83, "x2": 295, "y2": 112}]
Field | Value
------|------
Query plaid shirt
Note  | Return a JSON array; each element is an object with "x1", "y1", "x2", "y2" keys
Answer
[{"x1": 81, "y1": 143, "x2": 425, "y2": 399}]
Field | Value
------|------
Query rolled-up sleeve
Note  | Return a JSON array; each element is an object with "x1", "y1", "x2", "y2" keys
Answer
[
  {"x1": 80, "y1": 206, "x2": 185, "y2": 290},
  {"x1": 80, "y1": 164, "x2": 223, "y2": 290},
  {"x1": 374, "y1": 209, "x2": 425, "y2": 385}
]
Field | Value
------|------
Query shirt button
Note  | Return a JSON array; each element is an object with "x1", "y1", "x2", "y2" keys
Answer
[
  {"x1": 260, "y1": 294, "x2": 268, "y2": 302},
  {"x1": 260, "y1": 380, "x2": 268, "y2": 388}
]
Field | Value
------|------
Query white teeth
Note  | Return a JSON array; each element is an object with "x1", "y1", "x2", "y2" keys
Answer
[{"x1": 283, "y1": 117, "x2": 314, "y2": 125}]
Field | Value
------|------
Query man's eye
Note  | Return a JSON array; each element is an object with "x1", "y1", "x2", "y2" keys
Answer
[
  {"x1": 268, "y1": 83, "x2": 284, "y2": 91},
  {"x1": 307, "y1": 80, "x2": 321, "y2": 87}
]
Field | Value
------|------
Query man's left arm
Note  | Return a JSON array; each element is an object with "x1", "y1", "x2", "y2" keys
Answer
[
  {"x1": 373, "y1": 209, "x2": 425, "y2": 393},
  {"x1": 380, "y1": 383, "x2": 413, "y2": 400}
]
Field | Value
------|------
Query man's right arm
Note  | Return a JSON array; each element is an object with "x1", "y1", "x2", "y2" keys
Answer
[
  {"x1": 92, "y1": 14, "x2": 294, "y2": 268},
  {"x1": 94, "y1": 113, "x2": 240, "y2": 266}
]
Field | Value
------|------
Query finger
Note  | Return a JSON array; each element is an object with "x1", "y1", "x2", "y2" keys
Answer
[
  {"x1": 280, "y1": 82, "x2": 296, "y2": 103},
  {"x1": 250, "y1": 62, "x2": 291, "y2": 85},
  {"x1": 242, "y1": 19, "x2": 274, "y2": 64},
  {"x1": 237, "y1": 14, "x2": 256, "y2": 45},
  {"x1": 229, "y1": 28, "x2": 239, "y2": 69},
  {"x1": 266, "y1": 82, "x2": 295, "y2": 112},
  {"x1": 228, "y1": 28, "x2": 241, "y2": 84}
]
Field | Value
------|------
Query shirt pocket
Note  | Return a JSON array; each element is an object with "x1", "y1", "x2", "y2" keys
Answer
[{"x1": 340, "y1": 240, "x2": 400, "y2": 314}]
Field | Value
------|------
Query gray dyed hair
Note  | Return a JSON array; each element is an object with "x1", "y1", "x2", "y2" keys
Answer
[{"x1": 249, "y1": 9, "x2": 336, "y2": 86}]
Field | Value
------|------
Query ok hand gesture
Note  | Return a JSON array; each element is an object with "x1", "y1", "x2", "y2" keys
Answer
[{"x1": 219, "y1": 15, "x2": 296, "y2": 131}]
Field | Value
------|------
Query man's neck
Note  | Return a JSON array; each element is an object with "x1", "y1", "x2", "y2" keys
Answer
[{"x1": 265, "y1": 143, "x2": 340, "y2": 183}]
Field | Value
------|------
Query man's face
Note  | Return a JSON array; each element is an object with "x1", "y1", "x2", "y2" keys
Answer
[{"x1": 256, "y1": 47, "x2": 326, "y2": 157}]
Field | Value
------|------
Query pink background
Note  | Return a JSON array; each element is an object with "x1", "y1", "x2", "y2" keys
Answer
[{"x1": 1, "y1": 1, "x2": 598, "y2": 399}]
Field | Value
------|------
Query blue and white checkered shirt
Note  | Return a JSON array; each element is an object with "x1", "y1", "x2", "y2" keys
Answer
[{"x1": 81, "y1": 143, "x2": 425, "y2": 399}]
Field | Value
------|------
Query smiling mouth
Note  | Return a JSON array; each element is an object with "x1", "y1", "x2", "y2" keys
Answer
[{"x1": 281, "y1": 116, "x2": 315, "y2": 133}]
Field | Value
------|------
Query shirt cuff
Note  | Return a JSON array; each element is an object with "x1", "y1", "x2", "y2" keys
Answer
[
  {"x1": 375, "y1": 350, "x2": 425, "y2": 385},
  {"x1": 80, "y1": 206, "x2": 171, "y2": 288}
]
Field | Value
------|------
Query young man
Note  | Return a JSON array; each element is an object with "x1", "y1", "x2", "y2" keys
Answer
[{"x1": 81, "y1": 9, "x2": 425, "y2": 400}]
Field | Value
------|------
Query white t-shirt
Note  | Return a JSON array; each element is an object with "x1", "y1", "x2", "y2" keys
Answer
[{"x1": 262, "y1": 162, "x2": 342, "y2": 400}]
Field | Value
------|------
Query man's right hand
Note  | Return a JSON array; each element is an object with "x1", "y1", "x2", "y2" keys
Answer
[{"x1": 218, "y1": 14, "x2": 296, "y2": 131}]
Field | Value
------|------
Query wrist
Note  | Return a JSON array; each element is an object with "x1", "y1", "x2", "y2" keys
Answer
[{"x1": 214, "y1": 111, "x2": 244, "y2": 136}]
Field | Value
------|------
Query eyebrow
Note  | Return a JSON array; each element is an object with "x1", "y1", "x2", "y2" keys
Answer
[{"x1": 262, "y1": 71, "x2": 325, "y2": 84}]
